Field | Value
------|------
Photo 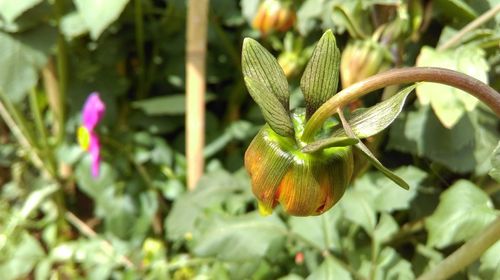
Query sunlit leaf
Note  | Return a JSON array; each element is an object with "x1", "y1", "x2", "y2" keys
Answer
[
  {"x1": 74, "y1": 0, "x2": 130, "y2": 40},
  {"x1": 416, "y1": 46, "x2": 488, "y2": 128},
  {"x1": 300, "y1": 30, "x2": 340, "y2": 118},
  {"x1": 425, "y1": 180, "x2": 497, "y2": 248},
  {"x1": 0, "y1": 0, "x2": 43, "y2": 23},
  {"x1": 193, "y1": 212, "x2": 286, "y2": 261}
]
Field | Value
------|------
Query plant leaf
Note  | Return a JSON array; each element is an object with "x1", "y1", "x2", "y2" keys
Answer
[
  {"x1": 244, "y1": 77, "x2": 294, "y2": 137},
  {"x1": 74, "y1": 0, "x2": 130, "y2": 40},
  {"x1": 300, "y1": 30, "x2": 341, "y2": 118},
  {"x1": 302, "y1": 136, "x2": 358, "y2": 153},
  {"x1": 331, "y1": 85, "x2": 416, "y2": 139},
  {"x1": 193, "y1": 212, "x2": 286, "y2": 261},
  {"x1": 0, "y1": 0, "x2": 43, "y2": 23},
  {"x1": 242, "y1": 38, "x2": 290, "y2": 110},
  {"x1": 425, "y1": 180, "x2": 497, "y2": 248},
  {"x1": 416, "y1": 46, "x2": 488, "y2": 128}
]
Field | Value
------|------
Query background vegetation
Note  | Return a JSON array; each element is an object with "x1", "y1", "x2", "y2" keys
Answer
[{"x1": 0, "y1": 0, "x2": 499, "y2": 279}]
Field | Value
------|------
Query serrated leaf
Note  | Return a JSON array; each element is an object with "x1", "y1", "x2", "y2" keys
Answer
[
  {"x1": 489, "y1": 141, "x2": 500, "y2": 183},
  {"x1": 74, "y1": 0, "x2": 130, "y2": 40},
  {"x1": 331, "y1": 85, "x2": 416, "y2": 139},
  {"x1": 244, "y1": 77, "x2": 294, "y2": 136},
  {"x1": 242, "y1": 38, "x2": 290, "y2": 110},
  {"x1": 302, "y1": 136, "x2": 358, "y2": 153},
  {"x1": 416, "y1": 46, "x2": 488, "y2": 128},
  {"x1": 0, "y1": 0, "x2": 43, "y2": 23},
  {"x1": 425, "y1": 180, "x2": 497, "y2": 248},
  {"x1": 300, "y1": 30, "x2": 340, "y2": 118},
  {"x1": 193, "y1": 212, "x2": 286, "y2": 261}
]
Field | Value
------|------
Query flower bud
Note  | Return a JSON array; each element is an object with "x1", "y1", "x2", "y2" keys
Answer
[
  {"x1": 252, "y1": 0, "x2": 296, "y2": 36},
  {"x1": 245, "y1": 111, "x2": 354, "y2": 216},
  {"x1": 340, "y1": 40, "x2": 391, "y2": 88}
]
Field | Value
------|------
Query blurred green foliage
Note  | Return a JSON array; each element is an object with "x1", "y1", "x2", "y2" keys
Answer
[{"x1": 0, "y1": 0, "x2": 499, "y2": 279}]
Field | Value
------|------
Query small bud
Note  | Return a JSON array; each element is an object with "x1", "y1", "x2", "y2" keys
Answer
[
  {"x1": 340, "y1": 40, "x2": 391, "y2": 88},
  {"x1": 252, "y1": 0, "x2": 296, "y2": 36}
]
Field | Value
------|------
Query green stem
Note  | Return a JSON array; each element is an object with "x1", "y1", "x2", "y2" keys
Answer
[
  {"x1": 29, "y1": 88, "x2": 57, "y2": 175},
  {"x1": 135, "y1": 0, "x2": 146, "y2": 99},
  {"x1": 417, "y1": 216, "x2": 500, "y2": 280},
  {"x1": 302, "y1": 67, "x2": 500, "y2": 142},
  {"x1": 55, "y1": 0, "x2": 67, "y2": 144},
  {"x1": 438, "y1": 4, "x2": 500, "y2": 51}
]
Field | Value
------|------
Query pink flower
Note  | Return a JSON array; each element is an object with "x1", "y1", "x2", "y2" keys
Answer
[{"x1": 77, "y1": 92, "x2": 105, "y2": 177}]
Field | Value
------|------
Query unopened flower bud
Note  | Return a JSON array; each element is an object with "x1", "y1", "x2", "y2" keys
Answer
[
  {"x1": 252, "y1": 0, "x2": 296, "y2": 36},
  {"x1": 340, "y1": 40, "x2": 392, "y2": 88}
]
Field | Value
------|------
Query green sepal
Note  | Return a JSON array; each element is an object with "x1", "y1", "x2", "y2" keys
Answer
[
  {"x1": 331, "y1": 85, "x2": 416, "y2": 139},
  {"x1": 354, "y1": 142, "x2": 409, "y2": 190},
  {"x1": 336, "y1": 107, "x2": 410, "y2": 190},
  {"x1": 244, "y1": 77, "x2": 294, "y2": 137},
  {"x1": 242, "y1": 38, "x2": 290, "y2": 110},
  {"x1": 302, "y1": 136, "x2": 359, "y2": 153},
  {"x1": 300, "y1": 30, "x2": 341, "y2": 119}
]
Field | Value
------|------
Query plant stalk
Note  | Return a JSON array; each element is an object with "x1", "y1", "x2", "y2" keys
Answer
[
  {"x1": 302, "y1": 67, "x2": 500, "y2": 142},
  {"x1": 186, "y1": 0, "x2": 209, "y2": 190},
  {"x1": 135, "y1": 0, "x2": 146, "y2": 99},
  {"x1": 417, "y1": 216, "x2": 500, "y2": 280},
  {"x1": 438, "y1": 4, "x2": 500, "y2": 51}
]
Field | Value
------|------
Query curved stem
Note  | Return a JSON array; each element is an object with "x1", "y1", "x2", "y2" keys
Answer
[
  {"x1": 417, "y1": 216, "x2": 500, "y2": 280},
  {"x1": 302, "y1": 67, "x2": 500, "y2": 142}
]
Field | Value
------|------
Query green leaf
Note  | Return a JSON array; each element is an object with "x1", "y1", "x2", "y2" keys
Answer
[
  {"x1": 480, "y1": 241, "x2": 500, "y2": 280},
  {"x1": 300, "y1": 30, "x2": 340, "y2": 118},
  {"x1": 0, "y1": 231, "x2": 45, "y2": 280},
  {"x1": 60, "y1": 12, "x2": 89, "y2": 40},
  {"x1": 433, "y1": 0, "x2": 477, "y2": 25},
  {"x1": 74, "y1": 0, "x2": 130, "y2": 40},
  {"x1": 289, "y1": 208, "x2": 343, "y2": 251},
  {"x1": 244, "y1": 77, "x2": 294, "y2": 136},
  {"x1": 306, "y1": 256, "x2": 352, "y2": 280},
  {"x1": 193, "y1": 212, "x2": 286, "y2": 261},
  {"x1": 242, "y1": 38, "x2": 290, "y2": 110},
  {"x1": 340, "y1": 187, "x2": 377, "y2": 234},
  {"x1": 166, "y1": 169, "x2": 252, "y2": 240},
  {"x1": 425, "y1": 180, "x2": 497, "y2": 248},
  {"x1": 388, "y1": 104, "x2": 499, "y2": 174},
  {"x1": 0, "y1": 28, "x2": 54, "y2": 103},
  {"x1": 302, "y1": 136, "x2": 358, "y2": 153},
  {"x1": 416, "y1": 46, "x2": 489, "y2": 128},
  {"x1": 332, "y1": 85, "x2": 416, "y2": 139},
  {"x1": 373, "y1": 213, "x2": 399, "y2": 244},
  {"x1": 489, "y1": 141, "x2": 500, "y2": 183},
  {"x1": 354, "y1": 142, "x2": 409, "y2": 190},
  {"x1": 352, "y1": 166, "x2": 426, "y2": 213},
  {"x1": 0, "y1": 0, "x2": 43, "y2": 23}
]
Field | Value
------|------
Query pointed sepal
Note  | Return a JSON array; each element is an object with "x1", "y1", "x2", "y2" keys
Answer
[
  {"x1": 331, "y1": 85, "x2": 416, "y2": 139},
  {"x1": 244, "y1": 77, "x2": 294, "y2": 137},
  {"x1": 302, "y1": 136, "x2": 359, "y2": 153},
  {"x1": 242, "y1": 38, "x2": 290, "y2": 110},
  {"x1": 300, "y1": 30, "x2": 341, "y2": 118}
]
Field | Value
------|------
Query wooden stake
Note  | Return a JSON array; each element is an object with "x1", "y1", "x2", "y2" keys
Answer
[{"x1": 186, "y1": 0, "x2": 209, "y2": 190}]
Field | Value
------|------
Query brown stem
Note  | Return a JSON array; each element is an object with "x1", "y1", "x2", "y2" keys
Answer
[{"x1": 302, "y1": 67, "x2": 500, "y2": 142}]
